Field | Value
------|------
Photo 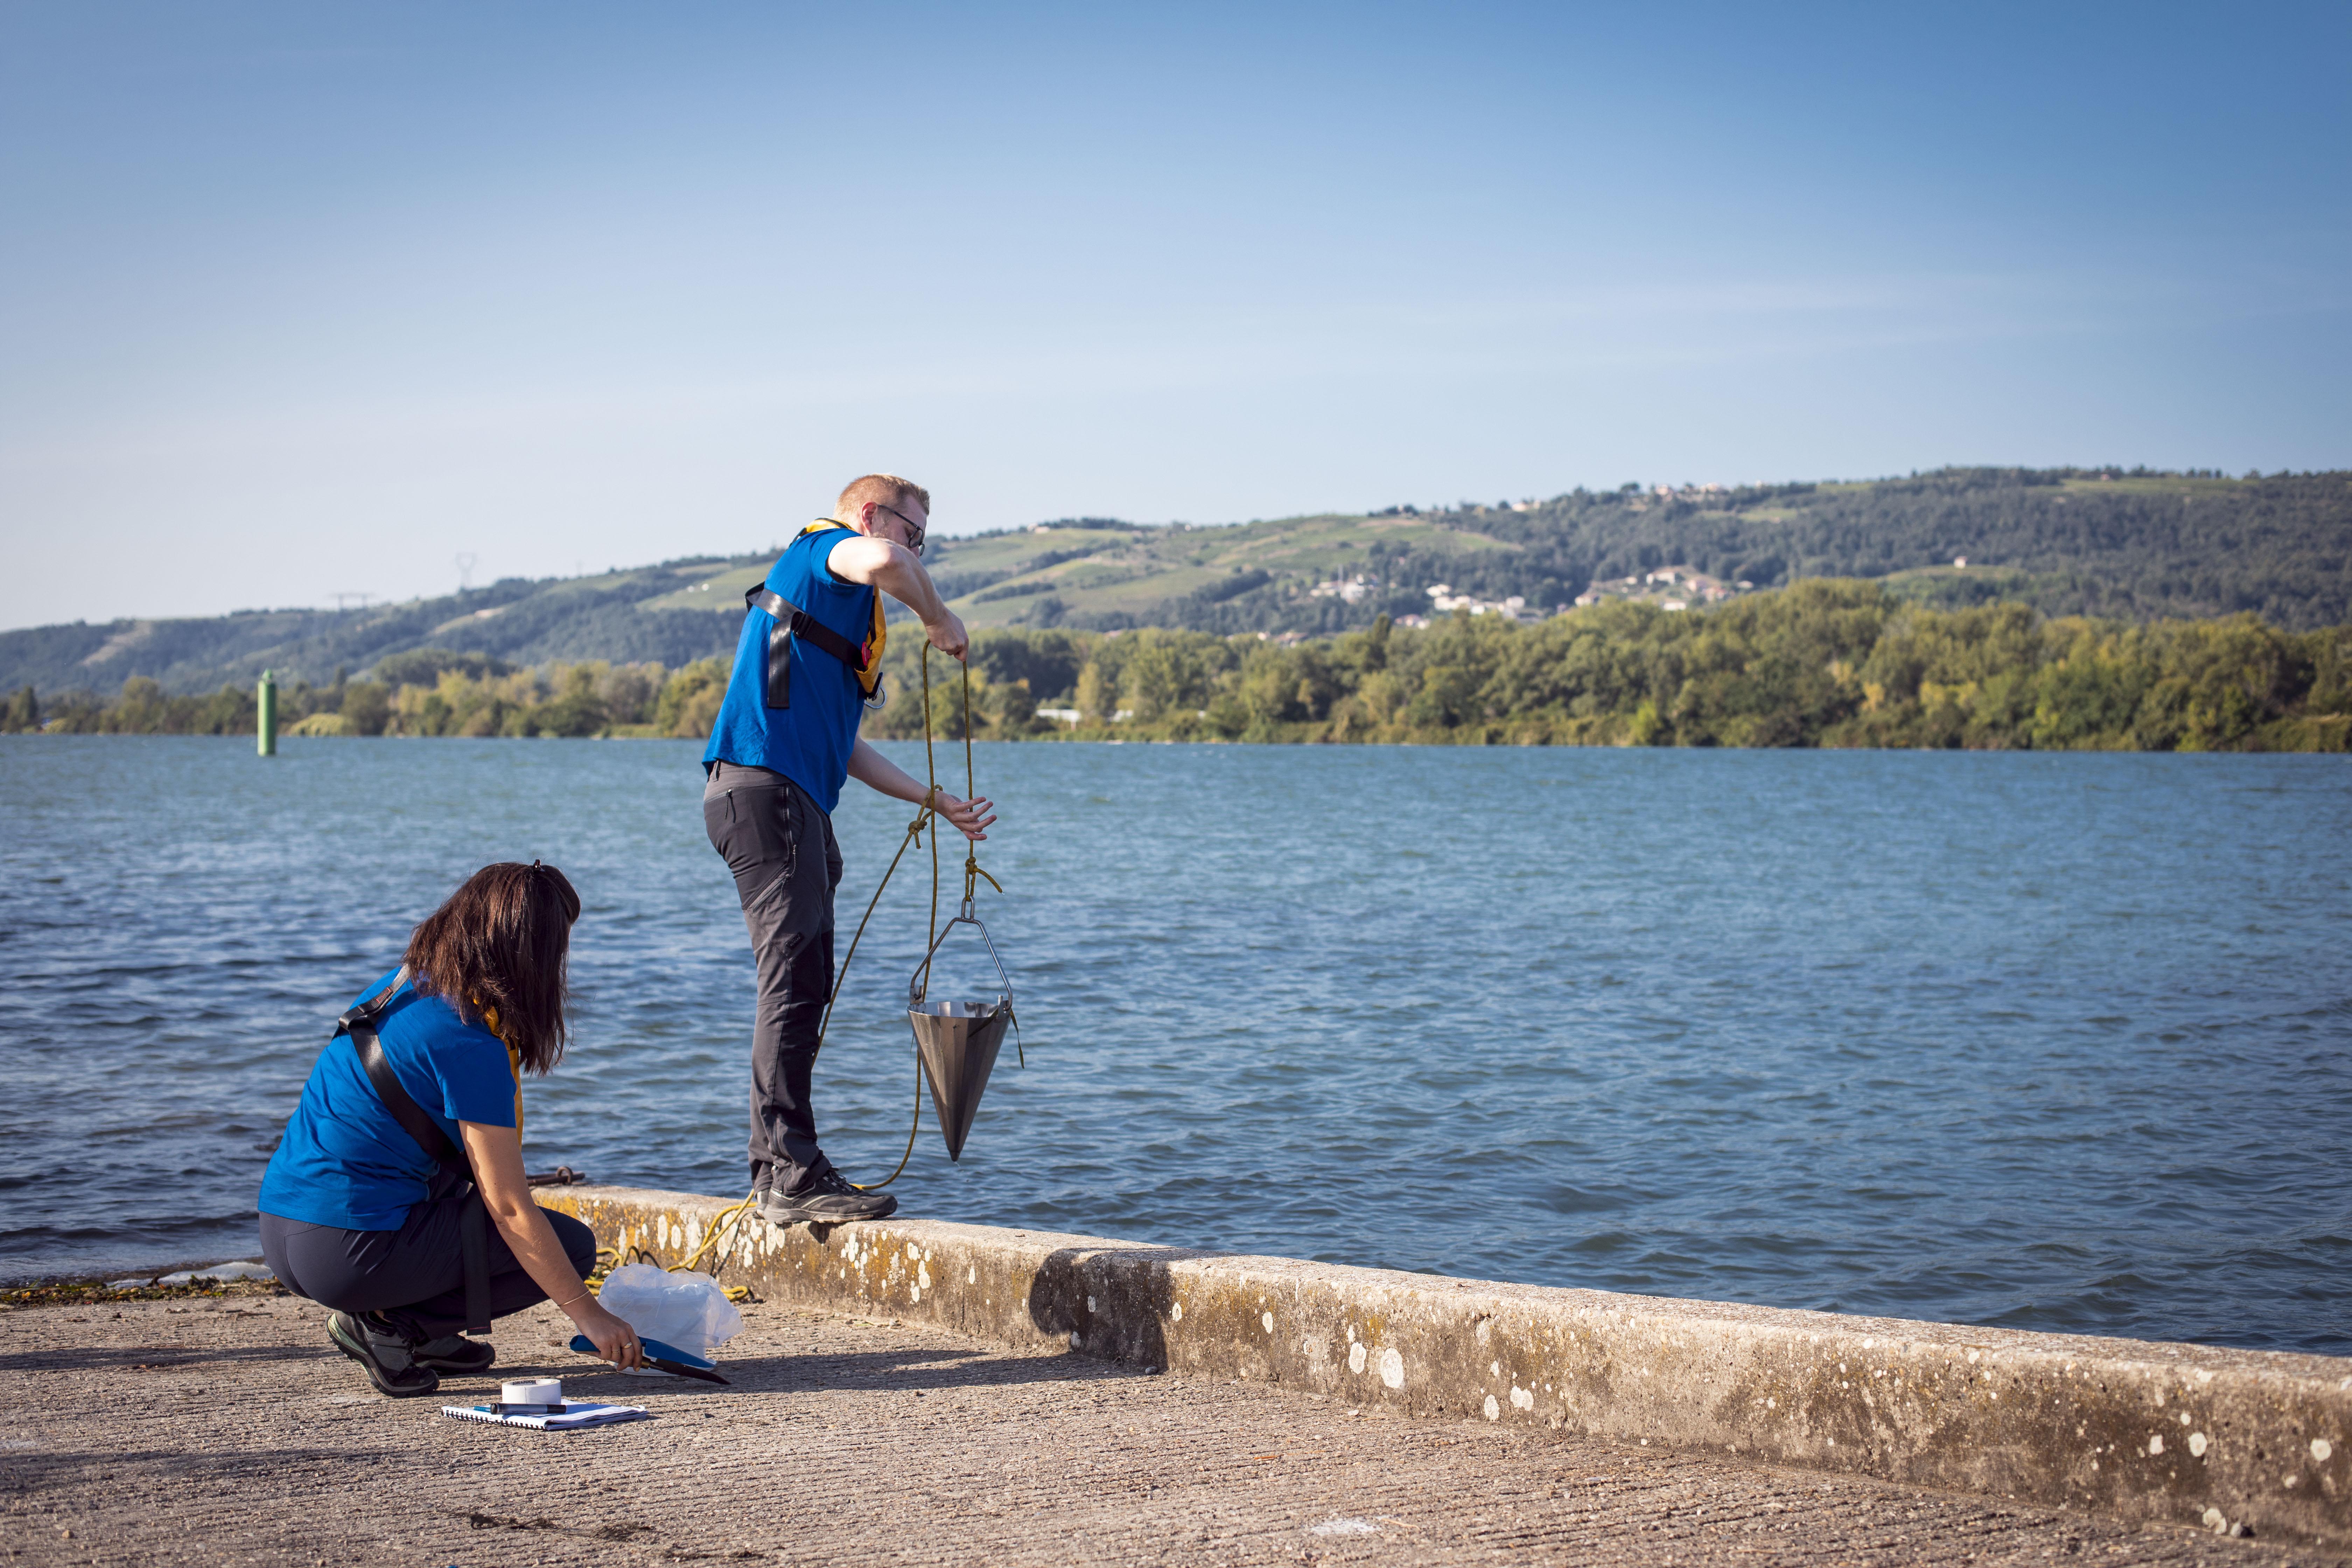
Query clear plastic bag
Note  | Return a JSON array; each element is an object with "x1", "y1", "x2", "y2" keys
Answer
[{"x1": 593, "y1": 1264, "x2": 745, "y2": 1361}]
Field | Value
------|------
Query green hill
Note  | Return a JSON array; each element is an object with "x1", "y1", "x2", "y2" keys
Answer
[
  {"x1": 926, "y1": 468, "x2": 2351, "y2": 636},
  {"x1": 4, "y1": 466, "x2": 2346, "y2": 697},
  {"x1": 0, "y1": 558, "x2": 765, "y2": 700}
]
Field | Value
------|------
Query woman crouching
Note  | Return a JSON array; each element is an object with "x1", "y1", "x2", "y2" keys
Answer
[{"x1": 257, "y1": 861, "x2": 642, "y2": 1396}]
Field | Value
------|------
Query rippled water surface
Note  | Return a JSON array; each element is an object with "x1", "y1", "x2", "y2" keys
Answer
[{"x1": 4, "y1": 736, "x2": 2348, "y2": 1351}]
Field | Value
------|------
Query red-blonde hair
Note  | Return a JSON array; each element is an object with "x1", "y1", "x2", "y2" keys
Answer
[{"x1": 835, "y1": 472, "x2": 930, "y2": 519}]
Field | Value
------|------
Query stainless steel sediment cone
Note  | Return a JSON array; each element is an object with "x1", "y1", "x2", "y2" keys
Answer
[{"x1": 906, "y1": 1000, "x2": 1010, "y2": 1161}]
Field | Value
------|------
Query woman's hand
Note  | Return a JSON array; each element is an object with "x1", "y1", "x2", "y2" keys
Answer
[
  {"x1": 568, "y1": 1296, "x2": 645, "y2": 1371},
  {"x1": 462, "y1": 1119, "x2": 646, "y2": 1371}
]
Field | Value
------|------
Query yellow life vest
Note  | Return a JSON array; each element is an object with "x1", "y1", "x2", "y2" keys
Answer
[{"x1": 794, "y1": 519, "x2": 889, "y2": 700}]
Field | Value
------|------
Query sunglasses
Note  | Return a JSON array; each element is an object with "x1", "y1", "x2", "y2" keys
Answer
[{"x1": 876, "y1": 502, "x2": 926, "y2": 554}]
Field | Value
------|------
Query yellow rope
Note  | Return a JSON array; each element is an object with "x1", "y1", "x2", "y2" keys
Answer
[
  {"x1": 844, "y1": 646, "x2": 1008, "y2": 1187},
  {"x1": 566, "y1": 654, "x2": 1017, "y2": 1311},
  {"x1": 917, "y1": 646, "x2": 941, "y2": 1003},
  {"x1": 675, "y1": 1190, "x2": 763, "y2": 1276},
  {"x1": 818, "y1": 798, "x2": 932, "y2": 1055},
  {"x1": 574, "y1": 654, "x2": 998, "y2": 1299},
  {"x1": 960, "y1": 659, "x2": 1001, "y2": 909},
  {"x1": 827, "y1": 644, "x2": 973, "y2": 1191},
  {"x1": 602, "y1": 649, "x2": 995, "y2": 1217},
  {"x1": 817, "y1": 791, "x2": 931, "y2": 1194},
  {"x1": 580, "y1": 1189, "x2": 763, "y2": 1302},
  {"x1": 833, "y1": 646, "x2": 940, "y2": 1192}
]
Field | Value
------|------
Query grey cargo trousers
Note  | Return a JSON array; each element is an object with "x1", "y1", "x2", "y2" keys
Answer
[{"x1": 704, "y1": 761, "x2": 844, "y2": 1196}]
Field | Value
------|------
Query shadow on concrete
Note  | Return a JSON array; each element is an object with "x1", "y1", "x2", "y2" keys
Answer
[
  {"x1": 540, "y1": 1344, "x2": 1156, "y2": 1401},
  {"x1": 1026, "y1": 1244, "x2": 1236, "y2": 1373},
  {"x1": 0, "y1": 1342, "x2": 334, "y2": 1375}
]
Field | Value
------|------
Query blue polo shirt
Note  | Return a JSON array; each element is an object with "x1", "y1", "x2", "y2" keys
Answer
[
  {"x1": 702, "y1": 524, "x2": 877, "y2": 814},
  {"x1": 257, "y1": 969, "x2": 519, "y2": 1231}
]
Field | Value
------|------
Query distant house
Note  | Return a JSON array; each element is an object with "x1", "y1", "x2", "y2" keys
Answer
[
  {"x1": 1311, "y1": 575, "x2": 1378, "y2": 602},
  {"x1": 1954, "y1": 556, "x2": 1968, "y2": 568},
  {"x1": 1662, "y1": 599, "x2": 1688, "y2": 612}
]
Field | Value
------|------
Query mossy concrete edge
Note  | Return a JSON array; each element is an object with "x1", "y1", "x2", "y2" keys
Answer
[{"x1": 537, "y1": 1183, "x2": 2351, "y2": 1546}]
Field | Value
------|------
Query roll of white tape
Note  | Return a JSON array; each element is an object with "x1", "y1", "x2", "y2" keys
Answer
[{"x1": 501, "y1": 1378, "x2": 562, "y2": 1405}]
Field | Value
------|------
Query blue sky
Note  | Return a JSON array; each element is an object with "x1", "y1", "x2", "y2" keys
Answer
[{"x1": 2, "y1": 1, "x2": 2345, "y2": 629}]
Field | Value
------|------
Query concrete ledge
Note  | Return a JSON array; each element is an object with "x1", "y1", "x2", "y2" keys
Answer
[{"x1": 537, "y1": 1183, "x2": 2352, "y2": 1547}]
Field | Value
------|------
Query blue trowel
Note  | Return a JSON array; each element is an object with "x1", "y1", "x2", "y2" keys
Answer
[{"x1": 568, "y1": 1333, "x2": 730, "y2": 1385}]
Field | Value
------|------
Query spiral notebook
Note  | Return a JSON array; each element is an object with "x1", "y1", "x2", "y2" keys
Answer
[{"x1": 440, "y1": 1399, "x2": 652, "y2": 1430}]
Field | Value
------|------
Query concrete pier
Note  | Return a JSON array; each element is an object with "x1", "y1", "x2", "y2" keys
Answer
[
  {"x1": 1, "y1": 1281, "x2": 2335, "y2": 1566},
  {"x1": 541, "y1": 1184, "x2": 2352, "y2": 1549}
]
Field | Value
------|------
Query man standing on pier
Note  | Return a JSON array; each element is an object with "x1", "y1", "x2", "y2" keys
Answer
[{"x1": 702, "y1": 474, "x2": 995, "y2": 1226}]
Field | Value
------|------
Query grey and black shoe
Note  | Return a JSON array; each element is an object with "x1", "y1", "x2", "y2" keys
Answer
[
  {"x1": 760, "y1": 1167, "x2": 897, "y2": 1226},
  {"x1": 327, "y1": 1310, "x2": 440, "y2": 1398},
  {"x1": 411, "y1": 1333, "x2": 496, "y2": 1374}
]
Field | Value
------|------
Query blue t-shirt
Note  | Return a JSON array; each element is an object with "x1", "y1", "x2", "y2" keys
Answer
[
  {"x1": 702, "y1": 524, "x2": 877, "y2": 814},
  {"x1": 257, "y1": 969, "x2": 519, "y2": 1231}
]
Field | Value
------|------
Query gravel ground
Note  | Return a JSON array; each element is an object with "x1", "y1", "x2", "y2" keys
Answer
[{"x1": 1, "y1": 1294, "x2": 2336, "y2": 1568}]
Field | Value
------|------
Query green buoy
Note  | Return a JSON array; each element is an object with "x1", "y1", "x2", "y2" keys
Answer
[{"x1": 257, "y1": 670, "x2": 277, "y2": 756}]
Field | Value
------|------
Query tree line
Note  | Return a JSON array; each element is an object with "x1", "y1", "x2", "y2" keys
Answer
[{"x1": 7, "y1": 581, "x2": 2346, "y2": 752}]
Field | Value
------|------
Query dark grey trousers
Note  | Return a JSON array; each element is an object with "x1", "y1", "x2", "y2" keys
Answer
[
  {"x1": 259, "y1": 1190, "x2": 598, "y2": 1341},
  {"x1": 703, "y1": 760, "x2": 843, "y2": 1196}
]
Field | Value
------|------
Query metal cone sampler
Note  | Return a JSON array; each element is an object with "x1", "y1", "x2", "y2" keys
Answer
[
  {"x1": 907, "y1": 997, "x2": 1009, "y2": 1160},
  {"x1": 895, "y1": 645, "x2": 1022, "y2": 1167},
  {"x1": 906, "y1": 903, "x2": 1020, "y2": 1162}
]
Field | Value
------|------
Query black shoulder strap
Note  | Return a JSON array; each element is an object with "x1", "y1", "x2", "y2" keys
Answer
[
  {"x1": 334, "y1": 966, "x2": 471, "y2": 1178},
  {"x1": 330, "y1": 966, "x2": 493, "y2": 1334},
  {"x1": 744, "y1": 585, "x2": 873, "y2": 672}
]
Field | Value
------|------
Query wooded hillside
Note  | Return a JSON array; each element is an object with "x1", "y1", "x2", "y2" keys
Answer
[{"x1": 2, "y1": 467, "x2": 2343, "y2": 698}]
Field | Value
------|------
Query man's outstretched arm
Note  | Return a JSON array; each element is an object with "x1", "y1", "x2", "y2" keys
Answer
[
  {"x1": 847, "y1": 738, "x2": 995, "y2": 842},
  {"x1": 827, "y1": 536, "x2": 968, "y2": 660}
]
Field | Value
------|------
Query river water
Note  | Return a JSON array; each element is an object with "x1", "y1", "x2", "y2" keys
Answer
[{"x1": 3, "y1": 736, "x2": 2347, "y2": 1351}]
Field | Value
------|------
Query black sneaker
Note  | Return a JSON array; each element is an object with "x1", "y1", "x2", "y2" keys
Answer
[
  {"x1": 760, "y1": 1167, "x2": 898, "y2": 1225},
  {"x1": 327, "y1": 1310, "x2": 440, "y2": 1398},
  {"x1": 412, "y1": 1334, "x2": 496, "y2": 1374}
]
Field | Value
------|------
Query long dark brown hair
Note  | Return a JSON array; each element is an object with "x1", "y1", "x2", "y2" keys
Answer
[{"x1": 403, "y1": 861, "x2": 581, "y2": 1074}]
